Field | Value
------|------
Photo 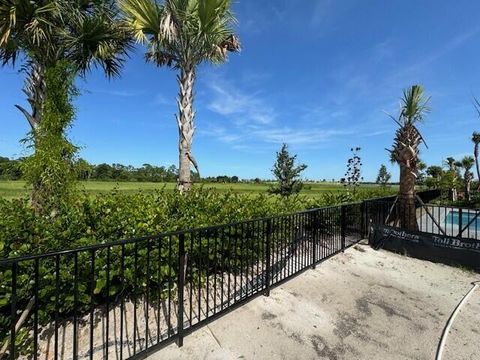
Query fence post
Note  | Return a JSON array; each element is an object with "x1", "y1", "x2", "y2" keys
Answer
[
  {"x1": 360, "y1": 201, "x2": 366, "y2": 238},
  {"x1": 341, "y1": 205, "x2": 346, "y2": 252},
  {"x1": 264, "y1": 218, "x2": 272, "y2": 297},
  {"x1": 176, "y1": 233, "x2": 185, "y2": 347},
  {"x1": 312, "y1": 211, "x2": 318, "y2": 269},
  {"x1": 458, "y1": 208, "x2": 463, "y2": 238}
]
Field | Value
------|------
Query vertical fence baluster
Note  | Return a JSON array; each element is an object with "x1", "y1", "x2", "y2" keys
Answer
[
  {"x1": 54, "y1": 254, "x2": 60, "y2": 360},
  {"x1": 458, "y1": 208, "x2": 463, "y2": 238},
  {"x1": 89, "y1": 250, "x2": 95, "y2": 360},
  {"x1": 290, "y1": 215, "x2": 294, "y2": 276},
  {"x1": 177, "y1": 233, "x2": 185, "y2": 347},
  {"x1": 145, "y1": 240, "x2": 150, "y2": 350},
  {"x1": 341, "y1": 205, "x2": 346, "y2": 251},
  {"x1": 220, "y1": 227, "x2": 225, "y2": 311},
  {"x1": 248, "y1": 222, "x2": 253, "y2": 294},
  {"x1": 256, "y1": 220, "x2": 261, "y2": 291},
  {"x1": 120, "y1": 244, "x2": 125, "y2": 359},
  {"x1": 105, "y1": 247, "x2": 110, "y2": 359},
  {"x1": 282, "y1": 217, "x2": 286, "y2": 280},
  {"x1": 198, "y1": 231, "x2": 202, "y2": 320},
  {"x1": 213, "y1": 229, "x2": 218, "y2": 314},
  {"x1": 312, "y1": 211, "x2": 317, "y2": 268},
  {"x1": 227, "y1": 226, "x2": 232, "y2": 306},
  {"x1": 206, "y1": 230, "x2": 210, "y2": 317},
  {"x1": 189, "y1": 233, "x2": 194, "y2": 327},
  {"x1": 10, "y1": 262, "x2": 17, "y2": 360},
  {"x1": 33, "y1": 258, "x2": 39, "y2": 360},
  {"x1": 264, "y1": 219, "x2": 272, "y2": 297},
  {"x1": 168, "y1": 236, "x2": 172, "y2": 337},
  {"x1": 73, "y1": 252, "x2": 78, "y2": 360},
  {"x1": 133, "y1": 242, "x2": 138, "y2": 354},
  {"x1": 156, "y1": 237, "x2": 162, "y2": 343},
  {"x1": 240, "y1": 223, "x2": 244, "y2": 299}
]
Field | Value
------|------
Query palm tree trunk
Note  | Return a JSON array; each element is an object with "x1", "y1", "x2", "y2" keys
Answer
[
  {"x1": 398, "y1": 162, "x2": 418, "y2": 230},
  {"x1": 176, "y1": 63, "x2": 198, "y2": 192},
  {"x1": 466, "y1": 180, "x2": 471, "y2": 201},
  {"x1": 15, "y1": 61, "x2": 46, "y2": 133},
  {"x1": 465, "y1": 171, "x2": 472, "y2": 201},
  {"x1": 15, "y1": 61, "x2": 47, "y2": 212},
  {"x1": 475, "y1": 143, "x2": 480, "y2": 190}
]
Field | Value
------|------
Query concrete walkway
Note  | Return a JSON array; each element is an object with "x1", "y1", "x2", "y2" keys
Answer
[{"x1": 153, "y1": 242, "x2": 480, "y2": 360}]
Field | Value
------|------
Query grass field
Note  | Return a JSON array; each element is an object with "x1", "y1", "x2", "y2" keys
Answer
[{"x1": 0, "y1": 180, "x2": 395, "y2": 200}]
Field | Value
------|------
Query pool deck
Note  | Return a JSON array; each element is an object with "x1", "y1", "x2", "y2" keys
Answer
[{"x1": 153, "y1": 241, "x2": 480, "y2": 360}]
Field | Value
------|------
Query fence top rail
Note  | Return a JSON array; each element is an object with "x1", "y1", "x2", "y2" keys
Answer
[
  {"x1": 362, "y1": 189, "x2": 440, "y2": 203},
  {"x1": 0, "y1": 201, "x2": 363, "y2": 266},
  {"x1": 366, "y1": 200, "x2": 480, "y2": 212}
]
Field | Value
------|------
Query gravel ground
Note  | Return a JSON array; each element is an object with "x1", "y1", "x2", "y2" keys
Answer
[{"x1": 155, "y1": 241, "x2": 480, "y2": 360}]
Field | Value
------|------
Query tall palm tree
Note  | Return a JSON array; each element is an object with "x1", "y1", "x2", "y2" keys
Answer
[
  {"x1": 445, "y1": 157, "x2": 459, "y2": 201},
  {"x1": 0, "y1": 0, "x2": 131, "y2": 135},
  {"x1": 457, "y1": 156, "x2": 475, "y2": 201},
  {"x1": 120, "y1": 0, "x2": 240, "y2": 192},
  {"x1": 0, "y1": 0, "x2": 131, "y2": 210},
  {"x1": 472, "y1": 98, "x2": 480, "y2": 189},
  {"x1": 387, "y1": 85, "x2": 429, "y2": 230},
  {"x1": 472, "y1": 132, "x2": 480, "y2": 188}
]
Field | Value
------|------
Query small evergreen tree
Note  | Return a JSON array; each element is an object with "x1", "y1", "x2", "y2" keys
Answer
[
  {"x1": 376, "y1": 164, "x2": 391, "y2": 187},
  {"x1": 269, "y1": 143, "x2": 307, "y2": 197}
]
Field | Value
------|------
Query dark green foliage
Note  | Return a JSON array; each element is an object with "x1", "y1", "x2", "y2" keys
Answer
[
  {"x1": 22, "y1": 62, "x2": 78, "y2": 213},
  {"x1": 376, "y1": 164, "x2": 391, "y2": 187},
  {"x1": 269, "y1": 143, "x2": 307, "y2": 197},
  {"x1": 425, "y1": 165, "x2": 444, "y2": 189},
  {"x1": 87, "y1": 162, "x2": 179, "y2": 182},
  {"x1": 0, "y1": 157, "x2": 23, "y2": 180}
]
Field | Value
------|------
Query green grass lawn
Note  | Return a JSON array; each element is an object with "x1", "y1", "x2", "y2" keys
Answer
[{"x1": 0, "y1": 180, "x2": 396, "y2": 200}]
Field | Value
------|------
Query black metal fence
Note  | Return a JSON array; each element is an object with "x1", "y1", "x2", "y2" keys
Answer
[
  {"x1": 365, "y1": 196, "x2": 480, "y2": 240},
  {"x1": 0, "y1": 202, "x2": 364, "y2": 360}
]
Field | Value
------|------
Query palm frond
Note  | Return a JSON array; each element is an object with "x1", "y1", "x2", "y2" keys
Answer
[
  {"x1": 120, "y1": 0, "x2": 239, "y2": 67},
  {"x1": 64, "y1": 6, "x2": 133, "y2": 78},
  {"x1": 118, "y1": 0, "x2": 162, "y2": 44},
  {"x1": 400, "y1": 84, "x2": 430, "y2": 125}
]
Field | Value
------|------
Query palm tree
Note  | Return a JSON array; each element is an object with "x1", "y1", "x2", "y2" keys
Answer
[
  {"x1": 120, "y1": 0, "x2": 240, "y2": 192},
  {"x1": 472, "y1": 132, "x2": 480, "y2": 189},
  {"x1": 416, "y1": 159, "x2": 427, "y2": 185},
  {"x1": 444, "y1": 157, "x2": 459, "y2": 201},
  {"x1": 472, "y1": 98, "x2": 480, "y2": 189},
  {"x1": 387, "y1": 85, "x2": 429, "y2": 230},
  {"x1": 0, "y1": 0, "x2": 131, "y2": 134},
  {"x1": 457, "y1": 156, "x2": 475, "y2": 201},
  {"x1": 0, "y1": 0, "x2": 131, "y2": 210}
]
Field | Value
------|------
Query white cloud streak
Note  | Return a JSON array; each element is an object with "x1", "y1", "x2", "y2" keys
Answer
[{"x1": 207, "y1": 81, "x2": 276, "y2": 125}]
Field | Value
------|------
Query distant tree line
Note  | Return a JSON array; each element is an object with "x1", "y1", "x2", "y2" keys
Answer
[
  {"x1": 0, "y1": 156, "x2": 253, "y2": 183},
  {"x1": 0, "y1": 156, "x2": 23, "y2": 180},
  {"x1": 77, "y1": 161, "x2": 182, "y2": 182}
]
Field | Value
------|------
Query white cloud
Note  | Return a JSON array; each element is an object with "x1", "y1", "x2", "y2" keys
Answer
[
  {"x1": 251, "y1": 127, "x2": 353, "y2": 145},
  {"x1": 201, "y1": 75, "x2": 359, "y2": 151},
  {"x1": 94, "y1": 89, "x2": 139, "y2": 97},
  {"x1": 207, "y1": 81, "x2": 276, "y2": 125},
  {"x1": 199, "y1": 125, "x2": 243, "y2": 144}
]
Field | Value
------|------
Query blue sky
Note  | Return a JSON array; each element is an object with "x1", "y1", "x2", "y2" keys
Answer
[{"x1": 1, "y1": 0, "x2": 480, "y2": 181}]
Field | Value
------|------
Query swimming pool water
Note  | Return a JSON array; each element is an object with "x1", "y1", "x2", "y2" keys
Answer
[{"x1": 444, "y1": 210, "x2": 480, "y2": 229}]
